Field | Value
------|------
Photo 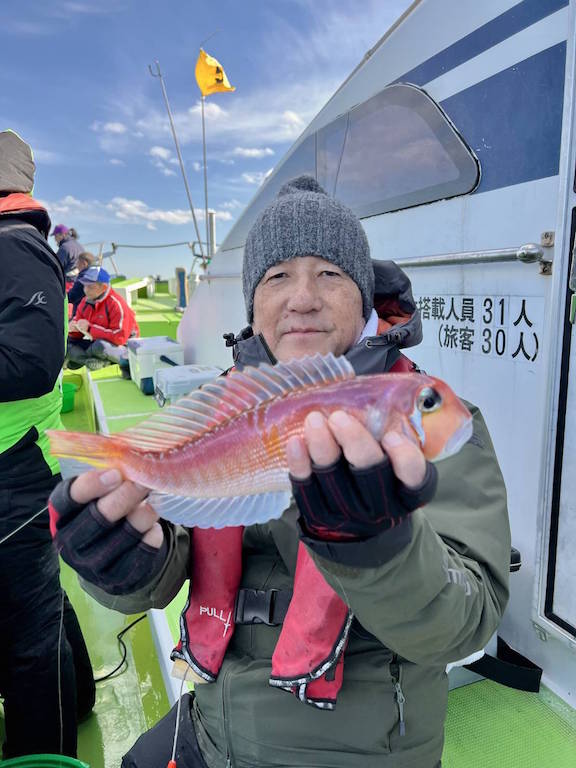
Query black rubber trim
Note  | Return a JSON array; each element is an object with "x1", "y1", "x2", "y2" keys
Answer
[{"x1": 543, "y1": 206, "x2": 576, "y2": 638}]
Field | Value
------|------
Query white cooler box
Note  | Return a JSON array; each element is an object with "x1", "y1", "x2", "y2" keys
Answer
[
  {"x1": 126, "y1": 337, "x2": 185, "y2": 395},
  {"x1": 153, "y1": 364, "x2": 222, "y2": 407}
]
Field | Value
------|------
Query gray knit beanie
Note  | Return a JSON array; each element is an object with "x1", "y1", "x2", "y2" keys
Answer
[{"x1": 243, "y1": 175, "x2": 374, "y2": 322}]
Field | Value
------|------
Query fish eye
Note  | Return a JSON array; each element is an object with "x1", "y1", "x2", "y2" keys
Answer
[{"x1": 417, "y1": 387, "x2": 442, "y2": 413}]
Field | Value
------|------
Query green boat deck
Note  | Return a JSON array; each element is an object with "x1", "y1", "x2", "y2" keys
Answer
[{"x1": 2, "y1": 291, "x2": 576, "y2": 767}]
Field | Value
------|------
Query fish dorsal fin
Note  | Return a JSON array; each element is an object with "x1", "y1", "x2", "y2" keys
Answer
[{"x1": 119, "y1": 353, "x2": 355, "y2": 453}]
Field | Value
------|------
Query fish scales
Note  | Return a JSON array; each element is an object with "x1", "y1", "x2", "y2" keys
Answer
[{"x1": 68, "y1": 376, "x2": 422, "y2": 496}]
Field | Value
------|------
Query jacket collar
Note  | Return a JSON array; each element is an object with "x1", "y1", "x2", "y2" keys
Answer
[
  {"x1": 85, "y1": 285, "x2": 111, "y2": 305},
  {"x1": 228, "y1": 260, "x2": 421, "y2": 376},
  {"x1": 0, "y1": 193, "x2": 51, "y2": 238}
]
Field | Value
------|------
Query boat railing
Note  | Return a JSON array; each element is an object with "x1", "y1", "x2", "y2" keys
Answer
[{"x1": 196, "y1": 243, "x2": 549, "y2": 281}]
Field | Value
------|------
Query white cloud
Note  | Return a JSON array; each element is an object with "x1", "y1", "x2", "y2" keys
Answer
[
  {"x1": 6, "y1": 0, "x2": 127, "y2": 32},
  {"x1": 46, "y1": 0, "x2": 125, "y2": 17},
  {"x1": 221, "y1": 199, "x2": 243, "y2": 210},
  {"x1": 2, "y1": 20, "x2": 52, "y2": 36},
  {"x1": 40, "y1": 194, "x2": 94, "y2": 217},
  {"x1": 59, "y1": 1, "x2": 119, "y2": 14},
  {"x1": 108, "y1": 197, "x2": 232, "y2": 226},
  {"x1": 33, "y1": 148, "x2": 62, "y2": 165},
  {"x1": 90, "y1": 120, "x2": 137, "y2": 154},
  {"x1": 282, "y1": 111, "x2": 305, "y2": 132},
  {"x1": 40, "y1": 193, "x2": 233, "y2": 232},
  {"x1": 232, "y1": 147, "x2": 275, "y2": 159},
  {"x1": 148, "y1": 146, "x2": 180, "y2": 176},
  {"x1": 91, "y1": 121, "x2": 128, "y2": 134},
  {"x1": 133, "y1": 86, "x2": 323, "y2": 149},
  {"x1": 109, "y1": 158, "x2": 125, "y2": 166},
  {"x1": 242, "y1": 169, "x2": 273, "y2": 186},
  {"x1": 192, "y1": 162, "x2": 202, "y2": 172},
  {"x1": 261, "y1": 0, "x2": 407, "y2": 74},
  {"x1": 149, "y1": 146, "x2": 172, "y2": 160}
]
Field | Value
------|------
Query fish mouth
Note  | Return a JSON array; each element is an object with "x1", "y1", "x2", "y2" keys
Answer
[{"x1": 435, "y1": 418, "x2": 474, "y2": 461}]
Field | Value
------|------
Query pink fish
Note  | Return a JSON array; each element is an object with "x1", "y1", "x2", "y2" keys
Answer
[{"x1": 48, "y1": 353, "x2": 472, "y2": 528}]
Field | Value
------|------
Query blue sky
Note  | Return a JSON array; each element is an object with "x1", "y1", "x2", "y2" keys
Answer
[{"x1": 2, "y1": 0, "x2": 412, "y2": 278}]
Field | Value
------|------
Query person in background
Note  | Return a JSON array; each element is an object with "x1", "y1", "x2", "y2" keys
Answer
[
  {"x1": 50, "y1": 176, "x2": 510, "y2": 768},
  {"x1": 67, "y1": 251, "x2": 95, "y2": 316},
  {"x1": 51, "y1": 224, "x2": 84, "y2": 279},
  {"x1": 67, "y1": 266, "x2": 139, "y2": 371},
  {"x1": 0, "y1": 129, "x2": 95, "y2": 759}
]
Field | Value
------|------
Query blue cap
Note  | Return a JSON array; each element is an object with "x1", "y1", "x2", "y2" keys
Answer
[{"x1": 78, "y1": 266, "x2": 110, "y2": 285}]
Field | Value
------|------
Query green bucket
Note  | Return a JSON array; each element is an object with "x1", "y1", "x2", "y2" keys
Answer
[
  {"x1": 0, "y1": 756, "x2": 89, "y2": 768},
  {"x1": 61, "y1": 381, "x2": 77, "y2": 413}
]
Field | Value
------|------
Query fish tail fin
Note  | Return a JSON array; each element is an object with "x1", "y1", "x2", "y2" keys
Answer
[{"x1": 47, "y1": 429, "x2": 123, "y2": 470}]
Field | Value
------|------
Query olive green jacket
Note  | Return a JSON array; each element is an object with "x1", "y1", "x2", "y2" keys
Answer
[{"x1": 84, "y1": 402, "x2": 510, "y2": 768}]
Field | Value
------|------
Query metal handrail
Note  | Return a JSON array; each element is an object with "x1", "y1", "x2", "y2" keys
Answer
[
  {"x1": 196, "y1": 243, "x2": 547, "y2": 281},
  {"x1": 394, "y1": 243, "x2": 546, "y2": 268}
]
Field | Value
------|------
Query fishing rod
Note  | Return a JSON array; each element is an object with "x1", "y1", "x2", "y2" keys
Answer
[{"x1": 0, "y1": 505, "x2": 48, "y2": 545}]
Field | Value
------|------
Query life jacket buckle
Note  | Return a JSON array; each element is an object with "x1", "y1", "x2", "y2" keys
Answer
[{"x1": 235, "y1": 588, "x2": 286, "y2": 626}]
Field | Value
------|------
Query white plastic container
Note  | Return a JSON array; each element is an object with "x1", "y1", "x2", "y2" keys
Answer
[
  {"x1": 126, "y1": 337, "x2": 185, "y2": 395},
  {"x1": 153, "y1": 364, "x2": 222, "y2": 407}
]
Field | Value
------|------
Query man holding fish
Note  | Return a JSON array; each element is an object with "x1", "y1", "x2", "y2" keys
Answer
[{"x1": 49, "y1": 176, "x2": 511, "y2": 768}]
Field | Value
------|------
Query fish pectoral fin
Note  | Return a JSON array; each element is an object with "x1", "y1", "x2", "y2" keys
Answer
[
  {"x1": 148, "y1": 490, "x2": 292, "y2": 529},
  {"x1": 58, "y1": 457, "x2": 102, "y2": 479}
]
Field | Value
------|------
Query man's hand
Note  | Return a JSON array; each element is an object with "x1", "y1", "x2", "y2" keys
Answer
[
  {"x1": 74, "y1": 318, "x2": 90, "y2": 333},
  {"x1": 49, "y1": 469, "x2": 166, "y2": 594},
  {"x1": 286, "y1": 411, "x2": 437, "y2": 540},
  {"x1": 287, "y1": 411, "x2": 426, "y2": 487},
  {"x1": 68, "y1": 469, "x2": 163, "y2": 546}
]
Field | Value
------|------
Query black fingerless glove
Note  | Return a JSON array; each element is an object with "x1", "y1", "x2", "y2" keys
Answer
[
  {"x1": 48, "y1": 478, "x2": 169, "y2": 595},
  {"x1": 291, "y1": 456, "x2": 438, "y2": 541}
]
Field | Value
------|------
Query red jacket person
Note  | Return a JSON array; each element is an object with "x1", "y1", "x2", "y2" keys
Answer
[{"x1": 67, "y1": 266, "x2": 139, "y2": 370}]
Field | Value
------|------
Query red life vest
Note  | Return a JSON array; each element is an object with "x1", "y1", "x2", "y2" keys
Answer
[{"x1": 0, "y1": 192, "x2": 47, "y2": 217}]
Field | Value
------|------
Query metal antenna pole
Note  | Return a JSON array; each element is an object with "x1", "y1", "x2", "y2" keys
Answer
[
  {"x1": 197, "y1": 30, "x2": 220, "y2": 262},
  {"x1": 201, "y1": 94, "x2": 210, "y2": 256},
  {"x1": 148, "y1": 60, "x2": 206, "y2": 262},
  {"x1": 108, "y1": 244, "x2": 121, "y2": 275}
]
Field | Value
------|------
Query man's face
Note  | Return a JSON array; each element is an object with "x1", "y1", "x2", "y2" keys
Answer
[
  {"x1": 252, "y1": 256, "x2": 366, "y2": 362},
  {"x1": 83, "y1": 282, "x2": 107, "y2": 301}
]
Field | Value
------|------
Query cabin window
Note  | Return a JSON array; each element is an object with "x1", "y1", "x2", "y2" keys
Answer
[
  {"x1": 220, "y1": 84, "x2": 479, "y2": 252},
  {"x1": 316, "y1": 115, "x2": 348, "y2": 198},
  {"x1": 316, "y1": 83, "x2": 480, "y2": 217}
]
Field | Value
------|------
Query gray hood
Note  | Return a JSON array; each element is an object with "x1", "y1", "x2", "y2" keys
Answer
[{"x1": 0, "y1": 131, "x2": 35, "y2": 194}]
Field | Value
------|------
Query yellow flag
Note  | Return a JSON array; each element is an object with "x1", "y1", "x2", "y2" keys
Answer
[{"x1": 195, "y1": 49, "x2": 235, "y2": 97}]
